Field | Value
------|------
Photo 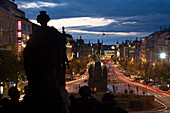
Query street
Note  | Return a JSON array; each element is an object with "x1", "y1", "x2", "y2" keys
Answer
[
  {"x1": 65, "y1": 62, "x2": 170, "y2": 113},
  {"x1": 108, "y1": 63, "x2": 170, "y2": 113}
]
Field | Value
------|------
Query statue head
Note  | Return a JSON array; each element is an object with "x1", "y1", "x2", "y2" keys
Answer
[{"x1": 36, "y1": 11, "x2": 50, "y2": 28}]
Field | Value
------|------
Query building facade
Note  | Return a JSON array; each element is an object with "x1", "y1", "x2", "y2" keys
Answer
[
  {"x1": 141, "y1": 27, "x2": 170, "y2": 63},
  {"x1": 0, "y1": 0, "x2": 32, "y2": 51}
]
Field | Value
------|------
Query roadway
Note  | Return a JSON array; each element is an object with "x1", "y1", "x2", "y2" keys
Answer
[
  {"x1": 65, "y1": 62, "x2": 170, "y2": 113},
  {"x1": 108, "y1": 62, "x2": 170, "y2": 113},
  {"x1": 65, "y1": 70, "x2": 89, "y2": 93}
]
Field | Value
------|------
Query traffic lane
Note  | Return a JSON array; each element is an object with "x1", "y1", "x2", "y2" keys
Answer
[
  {"x1": 111, "y1": 66, "x2": 170, "y2": 97},
  {"x1": 110, "y1": 65, "x2": 170, "y2": 111},
  {"x1": 108, "y1": 69, "x2": 144, "y2": 94},
  {"x1": 108, "y1": 75, "x2": 147, "y2": 95},
  {"x1": 108, "y1": 73, "x2": 169, "y2": 112},
  {"x1": 147, "y1": 90, "x2": 170, "y2": 110},
  {"x1": 66, "y1": 81, "x2": 88, "y2": 93}
]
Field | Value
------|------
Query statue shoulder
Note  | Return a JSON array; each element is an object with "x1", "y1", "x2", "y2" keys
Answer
[{"x1": 49, "y1": 26, "x2": 62, "y2": 35}]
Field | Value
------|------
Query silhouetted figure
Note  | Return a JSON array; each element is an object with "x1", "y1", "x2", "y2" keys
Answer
[
  {"x1": 112, "y1": 85, "x2": 116, "y2": 93},
  {"x1": 0, "y1": 98, "x2": 10, "y2": 113},
  {"x1": 143, "y1": 88, "x2": 146, "y2": 95},
  {"x1": 136, "y1": 86, "x2": 139, "y2": 94},
  {"x1": 124, "y1": 89, "x2": 128, "y2": 94},
  {"x1": 128, "y1": 84, "x2": 130, "y2": 89},
  {"x1": 88, "y1": 62, "x2": 108, "y2": 92},
  {"x1": 102, "y1": 92, "x2": 128, "y2": 113},
  {"x1": 102, "y1": 65, "x2": 108, "y2": 91},
  {"x1": 8, "y1": 87, "x2": 21, "y2": 113},
  {"x1": 88, "y1": 64, "x2": 94, "y2": 89},
  {"x1": 69, "y1": 86, "x2": 100, "y2": 113},
  {"x1": 129, "y1": 89, "x2": 134, "y2": 94},
  {"x1": 68, "y1": 95, "x2": 78, "y2": 113},
  {"x1": 23, "y1": 11, "x2": 68, "y2": 113}
]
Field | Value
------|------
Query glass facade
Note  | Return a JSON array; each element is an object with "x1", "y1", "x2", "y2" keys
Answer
[
  {"x1": 22, "y1": 23, "x2": 25, "y2": 31},
  {"x1": 27, "y1": 25, "x2": 30, "y2": 32}
]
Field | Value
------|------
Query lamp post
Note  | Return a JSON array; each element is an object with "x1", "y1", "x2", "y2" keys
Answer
[
  {"x1": 159, "y1": 52, "x2": 166, "y2": 85},
  {"x1": 100, "y1": 33, "x2": 105, "y2": 58},
  {"x1": 102, "y1": 33, "x2": 105, "y2": 44},
  {"x1": 160, "y1": 52, "x2": 166, "y2": 63}
]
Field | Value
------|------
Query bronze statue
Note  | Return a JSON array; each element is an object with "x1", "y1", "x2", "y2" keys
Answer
[
  {"x1": 23, "y1": 11, "x2": 68, "y2": 113},
  {"x1": 88, "y1": 64, "x2": 94, "y2": 89},
  {"x1": 88, "y1": 62, "x2": 107, "y2": 92}
]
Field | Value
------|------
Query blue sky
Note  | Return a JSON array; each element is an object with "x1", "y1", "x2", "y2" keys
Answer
[{"x1": 15, "y1": 0, "x2": 170, "y2": 45}]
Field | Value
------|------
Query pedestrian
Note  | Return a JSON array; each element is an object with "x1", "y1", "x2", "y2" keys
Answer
[
  {"x1": 8, "y1": 87, "x2": 22, "y2": 113},
  {"x1": 136, "y1": 86, "x2": 139, "y2": 95},
  {"x1": 129, "y1": 89, "x2": 134, "y2": 94},
  {"x1": 112, "y1": 85, "x2": 116, "y2": 93},
  {"x1": 128, "y1": 84, "x2": 130, "y2": 89},
  {"x1": 142, "y1": 88, "x2": 145, "y2": 95},
  {"x1": 124, "y1": 89, "x2": 128, "y2": 94}
]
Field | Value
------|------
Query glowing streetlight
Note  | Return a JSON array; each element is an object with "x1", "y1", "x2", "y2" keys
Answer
[{"x1": 160, "y1": 53, "x2": 166, "y2": 59}]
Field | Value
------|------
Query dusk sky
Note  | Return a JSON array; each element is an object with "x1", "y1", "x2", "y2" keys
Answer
[{"x1": 15, "y1": 0, "x2": 170, "y2": 45}]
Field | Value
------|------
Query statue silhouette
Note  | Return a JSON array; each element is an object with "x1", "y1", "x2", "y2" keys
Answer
[{"x1": 23, "y1": 11, "x2": 68, "y2": 113}]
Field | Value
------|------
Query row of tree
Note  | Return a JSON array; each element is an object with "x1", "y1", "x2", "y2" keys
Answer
[
  {"x1": 111, "y1": 56, "x2": 170, "y2": 87},
  {"x1": 65, "y1": 58, "x2": 89, "y2": 76},
  {"x1": 0, "y1": 45, "x2": 89, "y2": 85},
  {"x1": 0, "y1": 45, "x2": 26, "y2": 85}
]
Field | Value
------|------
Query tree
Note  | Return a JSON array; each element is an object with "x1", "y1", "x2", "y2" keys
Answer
[
  {"x1": 0, "y1": 50, "x2": 18, "y2": 82},
  {"x1": 0, "y1": 47, "x2": 26, "y2": 85},
  {"x1": 65, "y1": 58, "x2": 89, "y2": 76},
  {"x1": 147, "y1": 63, "x2": 154, "y2": 82}
]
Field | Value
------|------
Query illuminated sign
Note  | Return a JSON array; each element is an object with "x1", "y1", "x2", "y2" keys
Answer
[
  {"x1": 18, "y1": 40, "x2": 21, "y2": 43},
  {"x1": 18, "y1": 21, "x2": 22, "y2": 30},
  {"x1": 117, "y1": 51, "x2": 120, "y2": 56},
  {"x1": 77, "y1": 52, "x2": 79, "y2": 57},
  {"x1": 18, "y1": 32, "x2": 22, "y2": 37}
]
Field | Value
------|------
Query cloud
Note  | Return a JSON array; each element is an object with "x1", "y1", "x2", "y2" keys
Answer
[
  {"x1": 67, "y1": 29, "x2": 141, "y2": 36},
  {"x1": 18, "y1": 1, "x2": 67, "y2": 9},
  {"x1": 30, "y1": 17, "x2": 143, "y2": 37},
  {"x1": 122, "y1": 21, "x2": 137, "y2": 25},
  {"x1": 31, "y1": 17, "x2": 116, "y2": 29}
]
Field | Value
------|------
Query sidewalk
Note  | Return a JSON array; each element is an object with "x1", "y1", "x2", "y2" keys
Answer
[{"x1": 128, "y1": 97, "x2": 167, "y2": 113}]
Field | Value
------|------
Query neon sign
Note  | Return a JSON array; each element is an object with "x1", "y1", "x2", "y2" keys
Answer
[
  {"x1": 18, "y1": 32, "x2": 22, "y2": 37},
  {"x1": 18, "y1": 21, "x2": 22, "y2": 30}
]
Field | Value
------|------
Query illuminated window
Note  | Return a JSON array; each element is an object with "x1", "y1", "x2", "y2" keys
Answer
[{"x1": 18, "y1": 21, "x2": 21, "y2": 30}]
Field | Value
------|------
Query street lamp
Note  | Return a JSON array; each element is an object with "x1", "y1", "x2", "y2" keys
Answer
[{"x1": 160, "y1": 52, "x2": 166, "y2": 59}]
